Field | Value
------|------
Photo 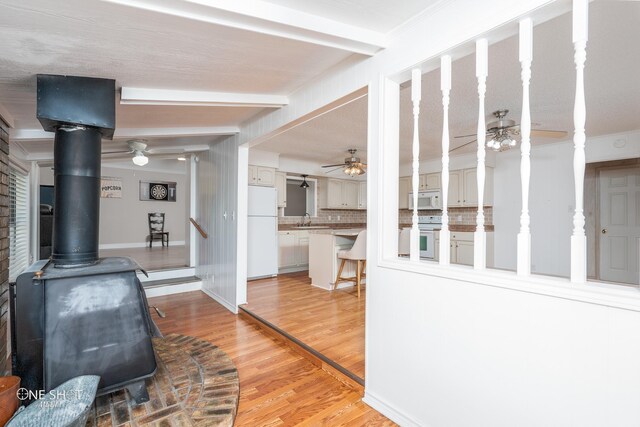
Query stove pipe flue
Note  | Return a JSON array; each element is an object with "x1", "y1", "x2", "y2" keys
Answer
[{"x1": 37, "y1": 75, "x2": 116, "y2": 267}]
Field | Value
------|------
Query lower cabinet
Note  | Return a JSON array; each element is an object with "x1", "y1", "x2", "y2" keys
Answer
[
  {"x1": 278, "y1": 230, "x2": 310, "y2": 272},
  {"x1": 434, "y1": 231, "x2": 494, "y2": 267}
]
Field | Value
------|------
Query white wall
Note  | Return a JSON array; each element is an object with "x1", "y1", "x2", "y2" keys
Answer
[
  {"x1": 493, "y1": 130, "x2": 640, "y2": 276},
  {"x1": 367, "y1": 266, "x2": 640, "y2": 427},
  {"x1": 40, "y1": 162, "x2": 188, "y2": 247},
  {"x1": 197, "y1": 136, "x2": 239, "y2": 313}
]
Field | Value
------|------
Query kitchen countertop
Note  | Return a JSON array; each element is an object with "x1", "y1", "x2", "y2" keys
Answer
[
  {"x1": 399, "y1": 223, "x2": 495, "y2": 232},
  {"x1": 309, "y1": 228, "x2": 364, "y2": 236}
]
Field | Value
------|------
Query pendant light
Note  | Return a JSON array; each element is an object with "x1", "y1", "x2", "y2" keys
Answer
[{"x1": 300, "y1": 174, "x2": 310, "y2": 189}]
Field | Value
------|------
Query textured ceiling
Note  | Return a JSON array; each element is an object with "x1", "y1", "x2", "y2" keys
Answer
[
  {"x1": 256, "y1": 2, "x2": 640, "y2": 165},
  {"x1": 262, "y1": 0, "x2": 446, "y2": 33},
  {"x1": 0, "y1": 0, "x2": 357, "y2": 130}
]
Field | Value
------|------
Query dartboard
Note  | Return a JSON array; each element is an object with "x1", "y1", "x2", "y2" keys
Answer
[{"x1": 150, "y1": 184, "x2": 168, "y2": 200}]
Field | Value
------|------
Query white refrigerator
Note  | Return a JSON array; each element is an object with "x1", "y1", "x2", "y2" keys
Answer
[{"x1": 247, "y1": 185, "x2": 278, "y2": 279}]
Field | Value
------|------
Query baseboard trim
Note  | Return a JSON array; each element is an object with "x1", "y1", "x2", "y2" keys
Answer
[
  {"x1": 138, "y1": 267, "x2": 195, "y2": 282},
  {"x1": 238, "y1": 307, "x2": 364, "y2": 395},
  {"x1": 278, "y1": 265, "x2": 308, "y2": 274},
  {"x1": 362, "y1": 391, "x2": 423, "y2": 427},
  {"x1": 201, "y1": 287, "x2": 238, "y2": 314},
  {"x1": 144, "y1": 280, "x2": 202, "y2": 298},
  {"x1": 99, "y1": 241, "x2": 186, "y2": 250}
]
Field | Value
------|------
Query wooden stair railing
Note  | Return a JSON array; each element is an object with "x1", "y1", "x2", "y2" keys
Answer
[{"x1": 190, "y1": 217, "x2": 208, "y2": 239}]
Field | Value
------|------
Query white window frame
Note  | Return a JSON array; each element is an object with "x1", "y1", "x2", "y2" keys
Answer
[{"x1": 9, "y1": 163, "x2": 30, "y2": 282}]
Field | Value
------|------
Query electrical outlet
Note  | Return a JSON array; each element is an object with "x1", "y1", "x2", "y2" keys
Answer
[
  {"x1": 328, "y1": 215, "x2": 332, "y2": 221},
  {"x1": 457, "y1": 215, "x2": 462, "y2": 222},
  {"x1": 337, "y1": 215, "x2": 341, "y2": 221}
]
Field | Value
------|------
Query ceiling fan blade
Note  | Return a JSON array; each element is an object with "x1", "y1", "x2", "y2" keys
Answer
[
  {"x1": 322, "y1": 163, "x2": 347, "y2": 168},
  {"x1": 101, "y1": 149, "x2": 132, "y2": 154},
  {"x1": 454, "y1": 133, "x2": 478, "y2": 139},
  {"x1": 449, "y1": 139, "x2": 477, "y2": 153},
  {"x1": 531, "y1": 129, "x2": 568, "y2": 138},
  {"x1": 324, "y1": 166, "x2": 344, "y2": 174}
]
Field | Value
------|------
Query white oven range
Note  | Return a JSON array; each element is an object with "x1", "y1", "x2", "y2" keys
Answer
[{"x1": 418, "y1": 215, "x2": 442, "y2": 259}]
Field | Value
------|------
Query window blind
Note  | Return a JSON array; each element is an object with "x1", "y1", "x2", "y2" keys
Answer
[{"x1": 9, "y1": 167, "x2": 29, "y2": 281}]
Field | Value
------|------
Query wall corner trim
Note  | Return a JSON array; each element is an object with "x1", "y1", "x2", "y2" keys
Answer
[
  {"x1": 362, "y1": 391, "x2": 424, "y2": 427},
  {"x1": 201, "y1": 287, "x2": 238, "y2": 314}
]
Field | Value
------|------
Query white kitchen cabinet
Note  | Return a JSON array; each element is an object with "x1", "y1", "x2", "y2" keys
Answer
[
  {"x1": 326, "y1": 178, "x2": 359, "y2": 209},
  {"x1": 358, "y1": 181, "x2": 367, "y2": 209},
  {"x1": 275, "y1": 172, "x2": 287, "y2": 207},
  {"x1": 399, "y1": 177, "x2": 410, "y2": 209},
  {"x1": 419, "y1": 172, "x2": 441, "y2": 191},
  {"x1": 278, "y1": 230, "x2": 310, "y2": 272},
  {"x1": 278, "y1": 231, "x2": 297, "y2": 268},
  {"x1": 248, "y1": 165, "x2": 276, "y2": 187},
  {"x1": 344, "y1": 181, "x2": 359, "y2": 209},
  {"x1": 448, "y1": 170, "x2": 463, "y2": 207},
  {"x1": 435, "y1": 231, "x2": 493, "y2": 267},
  {"x1": 296, "y1": 235, "x2": 309, "y2": 265},
  {"x1": 447, "y1": 167, "x2": 493, "y2": 207}
]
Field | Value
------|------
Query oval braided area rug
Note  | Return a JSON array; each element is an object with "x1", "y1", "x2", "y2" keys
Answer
[{"x1": 86, "y1": 333, "x2": 239, "y2": 426}]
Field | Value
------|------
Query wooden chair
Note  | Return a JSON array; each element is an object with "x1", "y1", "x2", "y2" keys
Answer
[
  {"x1": 334, "y1": 230, "x2": 367, "y2": 298},
  {"x1": 148, "y1": 212, "x2": 169, "y2": 248}
]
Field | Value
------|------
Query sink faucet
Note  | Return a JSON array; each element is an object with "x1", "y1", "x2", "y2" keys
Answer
[{"x1": 303, "y1": 213, "x2": 311, "y2": 227}]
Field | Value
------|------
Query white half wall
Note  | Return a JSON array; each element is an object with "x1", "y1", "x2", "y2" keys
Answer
[{"x1": 366, "y1": 265, "x2": 640, "y2": 427}]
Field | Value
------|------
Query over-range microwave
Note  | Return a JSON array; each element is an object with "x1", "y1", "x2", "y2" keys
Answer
[{"x1": 408, "y1": 190, "x2": 441, "y2": 210}]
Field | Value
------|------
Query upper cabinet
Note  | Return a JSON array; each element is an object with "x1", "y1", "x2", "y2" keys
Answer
[
  {"x1": 249, "y1": 165, "x2": 276, "y2": 187},
  {"x1": 447, "y1": 167, "x2": 493, "y2": 207},
  {"x1": 326, "y1": 178, "x2": 360, "y2": 209},
  {"x1": 399, "y1": 177, "x2": 410, "y2": 209},
  {"x1": 358, "y1": 181, "x2": 367, "y2": 210},
  {"x1": 419, "y1": 172, "x2": 441, "y2": 191},
  {"x1": 275, "y1": 172, "x2": 287, "y2": 207}
]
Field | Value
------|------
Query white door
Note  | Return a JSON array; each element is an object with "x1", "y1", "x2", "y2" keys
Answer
[
  {"x1": 358, "y1": 181, "x2": 367, "y2": 209},
  {"x1": 425, "y1": 173, "x2": 441, "y2": 190},
  {"x1": 599, "y1": 167, "x2": 640, "y2": 285},
  {"x1": 257, "y1": 167, "x2": 275, "y2": 186}
]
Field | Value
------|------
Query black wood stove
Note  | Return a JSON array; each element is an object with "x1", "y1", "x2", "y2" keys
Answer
[{"x1": 10, "y1": 75, "x2": 157, "y2": 404}]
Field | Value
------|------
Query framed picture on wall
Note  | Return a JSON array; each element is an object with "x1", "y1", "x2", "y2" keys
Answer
[
  {"x1": 139, "y1": 181, "x2": 176, "y2": 201},
  {"x1": 101, "y1": 176, "x2": 122, "y2": 198}
]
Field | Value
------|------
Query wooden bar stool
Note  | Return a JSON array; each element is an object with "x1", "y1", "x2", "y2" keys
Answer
[{"x1": 334, "y1": 230, "x2": 367, "y2": 298}]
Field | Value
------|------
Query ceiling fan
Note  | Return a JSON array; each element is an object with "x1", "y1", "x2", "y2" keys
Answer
[
  {"x1": 322, "y1": 149, "x2": 367, "y2": 176},
  {"x1": 102, "y1": 139, "x2": 193, "y2": 166},
  {"x1": 451, "y1": 109, "x2": 567, "y2": 153}
]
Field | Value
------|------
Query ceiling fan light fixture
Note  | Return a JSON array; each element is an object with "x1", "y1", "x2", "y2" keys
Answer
[
  {"x1": 300, "y1": 174, "x2": 310, "y2": 189},
  {"x1": 344, "y1": 164, "x2": 364, "y2": 176},
  {"x1": 132, "y1": 151, "x2": 148, "y2": 166}
]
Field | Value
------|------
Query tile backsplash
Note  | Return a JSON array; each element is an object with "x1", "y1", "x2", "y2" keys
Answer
[
  {"x1": 399, "y1": 206, "x2": 493, "y2": 225},
  {"x1": 279, "y1": 208, "x2": 367, "y2": 225},
  {"x1": 278, "y1": 206, "x2": 493, "y2": 226}
]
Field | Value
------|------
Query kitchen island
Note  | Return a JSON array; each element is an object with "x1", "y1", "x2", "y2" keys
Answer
[{"x1": 308, "y1": 228, "x2": 364, "y2": 290}]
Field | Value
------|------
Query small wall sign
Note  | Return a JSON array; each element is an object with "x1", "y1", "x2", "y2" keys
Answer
[
  {"x1": 140, "y1": 181, "x2": 176, "y2": 201},
  {"x1": 100, "y1": 176, "x2": 122, "y2": 198}
]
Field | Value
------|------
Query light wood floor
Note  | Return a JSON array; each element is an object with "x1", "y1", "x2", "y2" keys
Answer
[
  {"x1": 149, "y1": 291, "x2": 394, "y2": 426},
  {"x1": 242, "y1": 271, "x2": 365, "y2": 380},
  {"x1": 100, "y1": 245, "x2": 188, "y2": 271}
]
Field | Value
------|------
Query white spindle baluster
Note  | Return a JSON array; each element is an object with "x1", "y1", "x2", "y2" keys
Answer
[
  {"x1": 571, "y1": 0, "x2": 588, "y2": 283},
  {"x1": 410, "y1": 68, "x2": 421, "y2": 261},
  {"x1": 474, "y1": 39, "x2": 487, "y2": 270},
  {"x1": 517, "y1": 18, "x2": 533, "y2": 276},
  {"x1": 440, "y1": 56, "x2": 452, "y2": 265}
]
